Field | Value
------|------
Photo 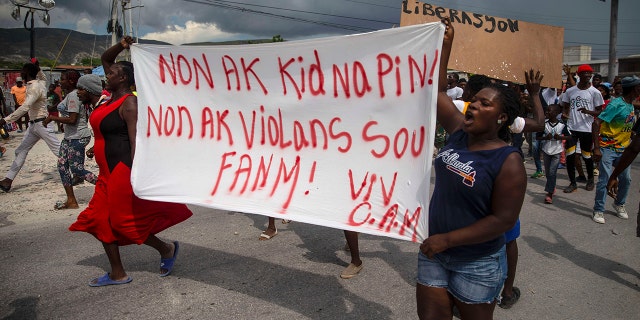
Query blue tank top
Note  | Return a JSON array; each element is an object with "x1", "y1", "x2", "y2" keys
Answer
[{"x1": 429, "y1": 130, "x2": 520, "y2": 258}]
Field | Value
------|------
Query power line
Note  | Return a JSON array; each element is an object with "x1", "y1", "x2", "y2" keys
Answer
[
  {"x1": 182, "y1": 0, "x2": 382, "y2": 32},
  {"x1": 185, "y1": 0, "x2": 397, "y2": 25},
  {"x1": 344, "y1": 0, "x2": 398, "y2": 9}
]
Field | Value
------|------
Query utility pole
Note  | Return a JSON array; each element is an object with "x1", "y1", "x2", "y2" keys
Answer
[
  {"x1": 607, "y1": 0, "x2": 618, "y2": 81},
  {"x1": 111, "y1": 0, "x2": 118, "y2": 46}
]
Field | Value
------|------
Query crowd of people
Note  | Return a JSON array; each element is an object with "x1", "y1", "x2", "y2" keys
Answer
[
  {"x1": 431, "y1": 17, "x2": 640, "y2": 320},
  {"x1": 0, "y1": 17, "x2": 639, "y2": 320}
]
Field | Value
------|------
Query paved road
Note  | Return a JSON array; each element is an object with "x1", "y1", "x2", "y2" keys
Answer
[{"x1": 0, "y1": 136, "x2": 638, "y2": 319}]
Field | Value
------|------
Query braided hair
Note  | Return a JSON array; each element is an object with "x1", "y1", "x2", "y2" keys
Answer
[
  {"x1": 116, "y1": 61, "x2": 135, "y2": 87},
  {"x1": 483, "y1": 83, "x2": 520, "y2": 143}
]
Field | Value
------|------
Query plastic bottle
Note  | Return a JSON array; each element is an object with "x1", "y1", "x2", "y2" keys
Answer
[{"x1": 0, "y1": 126, "x2": 9, "y2": 139}]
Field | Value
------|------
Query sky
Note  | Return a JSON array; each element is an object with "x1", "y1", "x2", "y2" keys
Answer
[{"x1": 1, "y1": 0, "x2": 639, "y2": 59}]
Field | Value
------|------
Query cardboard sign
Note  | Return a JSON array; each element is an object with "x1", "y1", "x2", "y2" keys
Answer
[
  {"x1": 400, "y1": 1, "x2": 564, "y2": 87},
  {"x1": 130, "y1": 22, "x2": 445, "y2": 242}
]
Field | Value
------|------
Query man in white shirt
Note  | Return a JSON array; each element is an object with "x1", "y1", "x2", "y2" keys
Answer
[
  {"x1": 560, "y1": 64, "x2": 605, "y2": 193},
  {"x1": 0, "y1": 62, "x2": 61, "y2": 192}
]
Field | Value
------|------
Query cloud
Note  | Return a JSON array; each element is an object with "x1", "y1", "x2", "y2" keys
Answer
[
  {"x1": 142, "y1": 20, "x2": 236, "y2": 45},
  {"x1": 75, "y1": 18, "x2": 95, "y2": 34}
]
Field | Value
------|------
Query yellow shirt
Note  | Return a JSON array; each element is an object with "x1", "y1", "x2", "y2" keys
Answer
[{"x1": 11, "y1": 85, "x2": 26, "y2": 105}]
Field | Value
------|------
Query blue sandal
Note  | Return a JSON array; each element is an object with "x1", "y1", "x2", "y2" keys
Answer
[
  {"x1": 160, "y1": 241, "x2": 179, "y2": 277},
  {"x1": 89, "y1": 273, "x2": 132, "y2": 287}
]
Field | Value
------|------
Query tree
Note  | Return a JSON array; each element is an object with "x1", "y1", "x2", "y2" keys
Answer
[{"x1": 272, "y1": 35, "x2": 284, "y2": 43}]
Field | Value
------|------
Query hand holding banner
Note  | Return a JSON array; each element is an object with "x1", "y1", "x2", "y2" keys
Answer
[{"x1": 131, "y1": 22, "x2": 445, "y2": 242}]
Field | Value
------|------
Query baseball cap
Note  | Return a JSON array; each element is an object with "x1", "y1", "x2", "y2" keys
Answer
[
  {"x1": 621, "y1": 76, "x2": 640, "y2": 88},
  {"x1": 16, "y1": 77, "x2": 23, "y2": 82},
  {"x1": 577, "y1": 64, "x2": 594, "y2": 74}
]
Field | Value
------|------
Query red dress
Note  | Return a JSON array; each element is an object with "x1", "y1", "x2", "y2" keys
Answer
[{"x1": 69, "y1": 94, "x2": 192, "y2": 245}]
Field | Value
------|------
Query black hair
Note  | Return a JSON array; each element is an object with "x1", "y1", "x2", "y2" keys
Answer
[
  {"x1": 458, "y1": 78, "x2": 467, "y2": 84},
  {"x1": 464, "y1": 74, "x2": 492, "y2": 99},
  {"x1": 116, "y1": 61, "x2": 135, "y2": 87},
  {"x1": 622, "y1": 85, "x2": 637, "y2": 96},
  {"x1": 547, "y1": 103, "x2": 562, "y2": 113},
  {"x1": 22, "y1": 63, "x2": 38, "y2": 79},
  {"x1": 483, "y1": 83, "x2": 520, "y2": 143},
  {"x1": 64, "y1": 69, "x2": 81, "y2": 85},
  {"x1": 593, "y1": 73, "x2": 602, "y2": 80},
  {"x1": 596, "y1": 84, "x2": 611, "y2": 99}
]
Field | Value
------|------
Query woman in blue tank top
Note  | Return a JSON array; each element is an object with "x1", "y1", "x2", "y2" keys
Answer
[{"x1": 416, "y1": 18, "x2": 528, "y2": 320}]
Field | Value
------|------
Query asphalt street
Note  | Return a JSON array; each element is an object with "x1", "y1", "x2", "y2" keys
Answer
[{"x1": 0, "y1": 137, "x2": 638, "y2": 319}]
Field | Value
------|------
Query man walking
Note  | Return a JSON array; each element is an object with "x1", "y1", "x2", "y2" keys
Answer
[
  {"x1": 0, "y1": 63, "x2": 60, "y2": 192},
  {"x1": 592, "y1": 76, "x2": 640, "y2": 223},
  {"x1": 560, "y1": 64, "x2": 604, "y2": 193}
]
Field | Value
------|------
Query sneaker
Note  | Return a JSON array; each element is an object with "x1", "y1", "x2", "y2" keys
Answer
[
  {"x1": 612, "y1": 204, "x2": 629, "y2": 219},
  {"x1": 576, "y1": 176, "x2": 587, "y2": 183},
  {"x1": 585, "y1": 179, "x2": 595, "y2": 191},
  {"x1": 593, "y1": 168, "x2": 599, "y2": 176},
  {"x1": 558, "y1": 163, "x2": 566, "y2": 169},
  {"x1": 564, "y1": 184, "x2": 577, "y2": 193},
  {"x1": 531, "y1": 171, "x2": 545, "y2": 178},
  {"x1": 592, "y1": 211, "x2": 605, "y2": 224}
]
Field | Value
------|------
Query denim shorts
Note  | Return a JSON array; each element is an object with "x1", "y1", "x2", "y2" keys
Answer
[{"x1": 417, "y1": 246, "x2": 507, "y2": 304}]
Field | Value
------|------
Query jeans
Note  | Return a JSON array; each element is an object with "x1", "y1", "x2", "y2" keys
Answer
[
  {"x1": 543, "y1": 152, "x2": 561, "y2": 194},
  {"x1": 594, "y1": 148, "x2": 631, "y2": 212},
  {"x1": 512, "y1": 132, "x2": 523, "y2": 157},
  {"x1": 532, "y1": 134, "x2": 542, "y2": 172}
]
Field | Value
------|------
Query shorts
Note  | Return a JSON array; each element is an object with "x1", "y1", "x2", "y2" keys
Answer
[
  {"x1": 417, "y1": 246, "x2": 507, "y2": 304},
  {"x1": 505, "y1": 219, "x2": 521, "y2": 243}
]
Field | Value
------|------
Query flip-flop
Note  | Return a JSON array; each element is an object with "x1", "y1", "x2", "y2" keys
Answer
[
  {"x1": 498, "y1": 287, "x2": 521, "y2": 309},
  {"x1": 160, "y1": 241, "x2": 179, "y2": 277},
  {"x1": 89, "y1": 273, "x2": 132, "y2": 287},
  {"x1": 259, "y1": 230, "x2": 277, "y2": 240}
]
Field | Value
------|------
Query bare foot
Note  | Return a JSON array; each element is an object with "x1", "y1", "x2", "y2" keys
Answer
[{"x1": 54, "y1": 201, "x2": 79, "y2": 210}]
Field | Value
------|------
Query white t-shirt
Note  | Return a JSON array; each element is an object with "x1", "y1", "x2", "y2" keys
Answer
[
  {"x1": 509, "y1": 117, "x2": 526, "y2": 134},
  {"x1": 542, "y1": 120, "x2": 565, "y2": 155},
  {"x1": 542, "y1": 88, "x2": 558, "y2": 105},
  {"x1": 447, "y1": 86, "x2": 463, "y2": 100},
  {"x1": 560, "y1": 85, "x2": 604, "y2": 132}
]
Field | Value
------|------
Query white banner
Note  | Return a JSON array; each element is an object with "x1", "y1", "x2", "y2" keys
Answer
[{"x1": 130, "y1": 22, "x2": 444, "y2": 242}]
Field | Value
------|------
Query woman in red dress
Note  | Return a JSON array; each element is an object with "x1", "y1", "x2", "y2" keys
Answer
[{"x1": 70, "y1": 36, "x2": 192, "y2": 287}]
